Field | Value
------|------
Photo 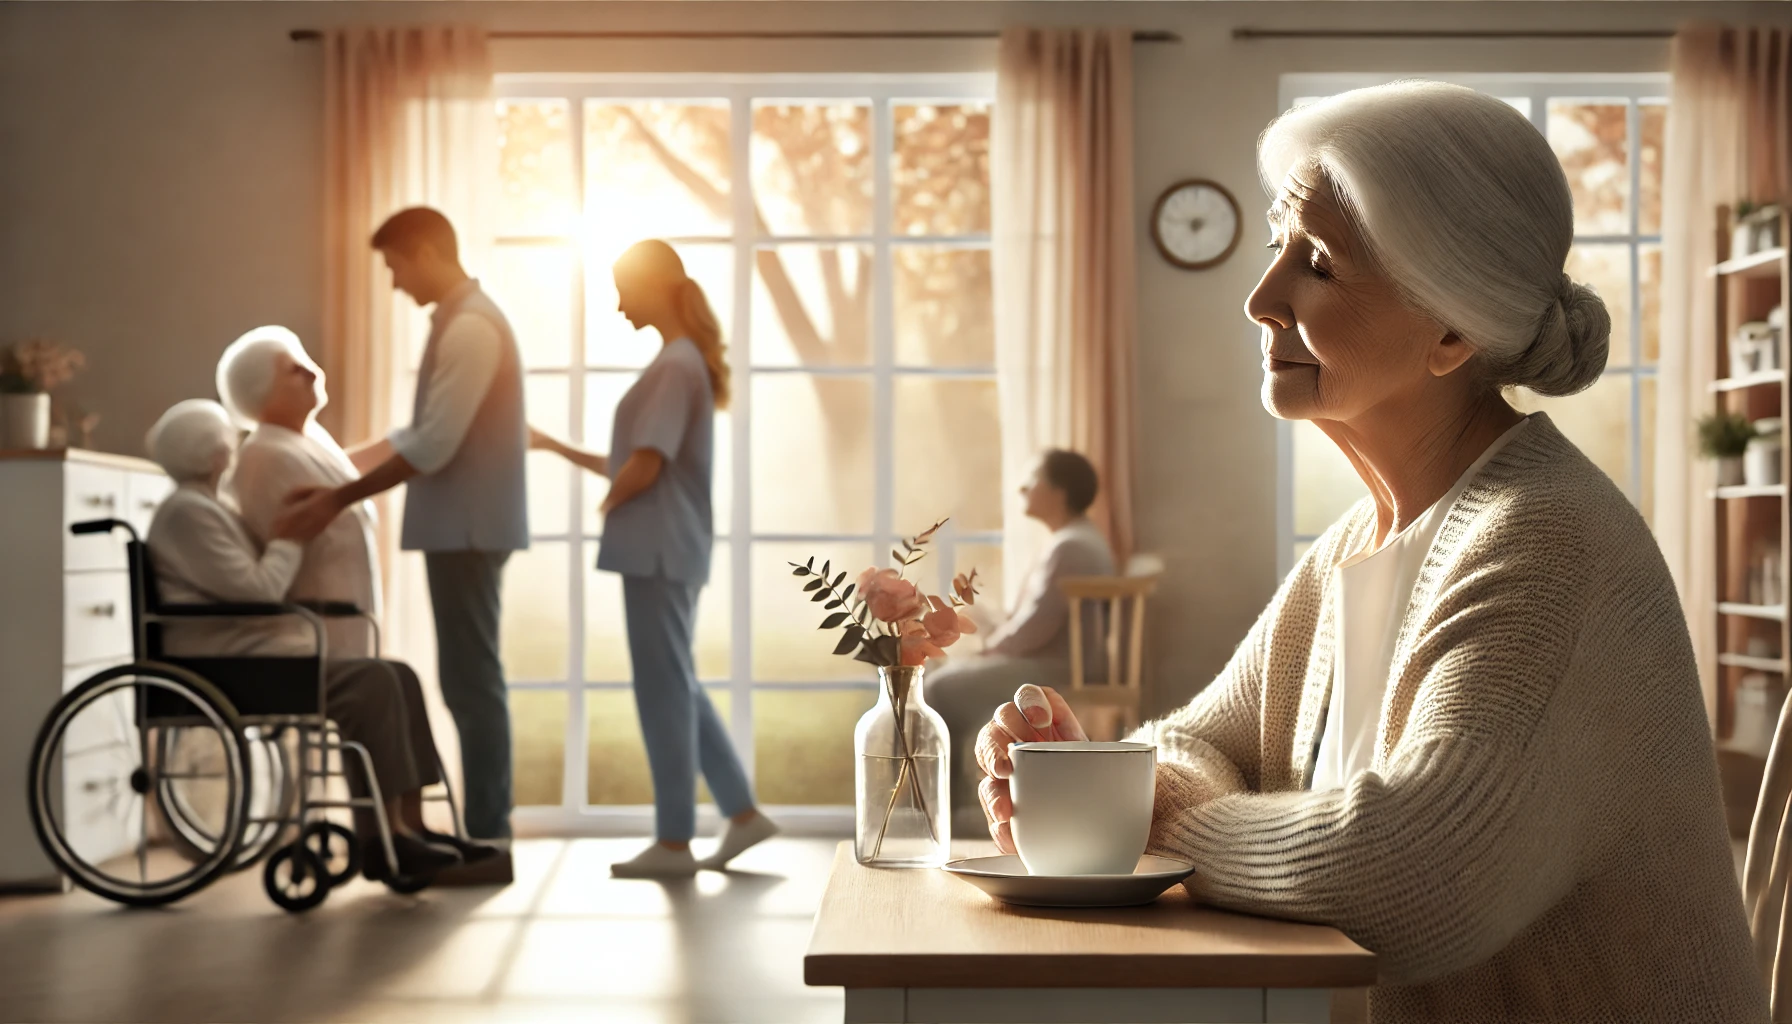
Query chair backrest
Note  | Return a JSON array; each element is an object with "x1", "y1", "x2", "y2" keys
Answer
[
  {"x1": 1745, "y1": 695, "x2": 1792, "y2": 1020},
  {"x1": 1060, "y1": 558, "x2": 1162, "y2": 695}
]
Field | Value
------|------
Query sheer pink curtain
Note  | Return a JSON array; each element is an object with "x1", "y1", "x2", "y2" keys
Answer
[
  {"x1": 320, "y1": 25, "x2": 496, "y2": 807},
  {"x1": 993, "y1": 27, "x2": 1138, "y2": 604},
  {"x1": 1658, "y1": 24, "x2": 1791, "y2": 731}
]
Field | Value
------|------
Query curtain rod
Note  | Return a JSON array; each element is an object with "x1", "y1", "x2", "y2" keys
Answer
[
  {"x1": 289, "y1": 28, "x2": 1181, "y2": 43},
  {"x1": 1233, "y1": 28, "x2": 1674, "y2": 41}
]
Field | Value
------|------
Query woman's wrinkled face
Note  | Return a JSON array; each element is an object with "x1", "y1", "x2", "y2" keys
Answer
[
  {"x1": 260, "y1": 351, "x2": 321, "y2": 424},
  {"x1": 1243, "y1": 168, "x2": 1454, "y2": 422}
]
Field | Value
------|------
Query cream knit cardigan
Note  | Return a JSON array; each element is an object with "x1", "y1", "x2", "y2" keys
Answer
[{"x1": 1136, "y1": 415, "x2": 1767, "y2": 1022}]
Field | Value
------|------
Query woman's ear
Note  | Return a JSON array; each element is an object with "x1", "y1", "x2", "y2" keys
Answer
[{"x1": 1428, "y1": 331, "x2": 1478, "y2": 377}]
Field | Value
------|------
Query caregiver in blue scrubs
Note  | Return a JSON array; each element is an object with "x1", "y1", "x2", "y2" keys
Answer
[{"x1": 533, "y1": 240, "x2": 778, "y2": 877}]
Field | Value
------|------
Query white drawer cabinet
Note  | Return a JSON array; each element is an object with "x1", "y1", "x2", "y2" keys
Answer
[{"x1": 0, "y1": 450, "x2": 168, "y2": 890}]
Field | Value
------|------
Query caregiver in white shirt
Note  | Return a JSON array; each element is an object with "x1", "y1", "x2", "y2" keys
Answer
[{"x1": 217, "y1": 326, "x2": 380, "y2": 660}]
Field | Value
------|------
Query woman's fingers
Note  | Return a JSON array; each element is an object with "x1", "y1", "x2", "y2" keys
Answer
[
  {"x1": 992, "y1": 702, "x2": 1044, "y2": 751},
  {"x1": 978, "y1": 775, "x2": 1012, "y2": 824},
  {"x1": 1014, "y1": 684, "x2": 1054, "y2": 729},
  {"x1": 989, "y1": 816, "x2": 1016, "y2": 855},
  {"x1": 975, "y1": 720, "x2": 1020, "y2": 779}
]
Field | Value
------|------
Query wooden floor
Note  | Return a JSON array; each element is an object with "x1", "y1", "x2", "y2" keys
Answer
[{"x1": 0, "y1": 838, "x2": 845, "y2": 1024}]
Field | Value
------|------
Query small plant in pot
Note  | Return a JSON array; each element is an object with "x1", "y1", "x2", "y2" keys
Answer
[
  {"x1": 1699, "y1": 410, "x2": 1757, "y2": 487},
  {"x1": 0, "y1": 341, "x2": 85, "y2": 450}
]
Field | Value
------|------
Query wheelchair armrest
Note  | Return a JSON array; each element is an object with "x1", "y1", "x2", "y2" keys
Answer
[
  {"x1": 293, "y1": 600, "x2": 365, "y2": 617},
  {"x1": 154, "y1": 602, "x2": 297, "y2": 618}
]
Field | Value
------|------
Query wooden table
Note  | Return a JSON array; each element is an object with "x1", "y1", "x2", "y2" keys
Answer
[{"x1": 805, "y1": 843, "x2": 1376, "y2": 1024}]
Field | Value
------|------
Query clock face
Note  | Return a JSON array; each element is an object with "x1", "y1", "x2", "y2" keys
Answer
[{"x1": 1152, "y1": 180, "x2": 1241, "y2": 270}]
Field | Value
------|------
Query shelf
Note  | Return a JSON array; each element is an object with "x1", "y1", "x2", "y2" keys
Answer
[
  {"x1": 1712, "y1": 370, "x2": 1787, "y2": 392},
  {"x1": 1713, "y1": 248, "x2": 1788, "y2": 278},
  {"x1": 1719, "y1": 602, "x2": 1788, "y2": 621},
  {"x1": 1719, "y1": 653, "x2": 1788, "y2": 673},
  {"x1": 1713, "y1": 485, "x2": 1788, "y2": 499}
]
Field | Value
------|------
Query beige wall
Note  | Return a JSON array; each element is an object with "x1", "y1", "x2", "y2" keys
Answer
[{"x1": 2, "y1": 1, "x2": 1780, "y2": 711}]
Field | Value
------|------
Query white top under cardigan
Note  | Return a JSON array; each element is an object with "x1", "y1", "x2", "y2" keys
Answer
[
  {"x1": 228, "y1": 422, "x2": 381, "y2": 658},
  {"x1": 1309, "y1": 415, "x2": 1533, "y2": 791}
]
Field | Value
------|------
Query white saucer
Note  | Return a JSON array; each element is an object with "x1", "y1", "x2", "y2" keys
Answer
[{"x1": 942, "y1": 854, "x2": 1195, "y2": 908}]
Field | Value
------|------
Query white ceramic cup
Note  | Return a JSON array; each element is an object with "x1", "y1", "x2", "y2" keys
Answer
[{"x1": 1007, "y1": 740, "x2": 1156, "y2": 876}]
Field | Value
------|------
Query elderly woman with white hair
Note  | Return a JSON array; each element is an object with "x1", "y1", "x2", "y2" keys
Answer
[
  {"x1": 216, "y1": 326, "x2": 378, "y2": 661},
  {"x1": 975, "y1": 82, "x2": 1766, "y2": 1020},
  {"x1": 143, "y1": 399, "x2": 491, "y2": 880}
]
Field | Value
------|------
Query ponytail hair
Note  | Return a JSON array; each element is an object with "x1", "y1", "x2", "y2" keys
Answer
[
  {"x1": 677, "y1": 277, "x2": 731, "y2": 410},
  {"x1": 616, "y1": 239, "x2": 732, "y2": 410}
]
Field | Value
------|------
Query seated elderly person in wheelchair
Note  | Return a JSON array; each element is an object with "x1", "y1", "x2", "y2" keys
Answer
[{"x1": 144, "y1": 399, "x2": 494, "y2": 880}]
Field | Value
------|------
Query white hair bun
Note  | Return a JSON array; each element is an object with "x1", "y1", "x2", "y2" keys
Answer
[{"x1": 1506, "y1": 275, "x2": 1611, "y2": 398}]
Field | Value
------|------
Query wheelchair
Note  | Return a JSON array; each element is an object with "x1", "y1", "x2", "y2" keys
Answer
[{"x1": 29, "y1": 518, "x2": 468, "y2": 913}]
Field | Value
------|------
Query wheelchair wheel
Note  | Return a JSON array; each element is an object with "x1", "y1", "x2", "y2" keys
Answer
[
  {"x1": 158, "y1": 724, "x2": 294, "y2": 871},
  {"x1": 30, "y1": 663, "x2": 248, "y2": 907},
  {"x1": 301, "y1": 820, "x2": 361, "y2": 889},
  {"x1": 263, "y1": 841, "x2": 329, "y2": 913}
]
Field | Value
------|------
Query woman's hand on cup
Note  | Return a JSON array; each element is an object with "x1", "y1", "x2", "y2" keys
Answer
[{"x1": 974, "y1": 684, "x2": 1088, "y2": 854}]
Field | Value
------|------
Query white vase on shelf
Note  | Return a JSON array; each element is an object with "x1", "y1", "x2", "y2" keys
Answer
[
  {"x1": 0, "y1": 393, "x2": 50, "y2": 450},
  {"x1": 1718, "y1": 456, "x2": 1747, "y2": 487}
]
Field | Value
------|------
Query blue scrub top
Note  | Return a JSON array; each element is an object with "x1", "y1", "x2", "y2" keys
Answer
[{"x1": 596, "y1": 338, "x2": 715, "y2": 585}]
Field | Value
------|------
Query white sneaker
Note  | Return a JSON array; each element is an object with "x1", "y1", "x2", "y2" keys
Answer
[
  {"x1": 699, "y1": 813, "x2": 781, "y2": 870},
  {"x1": 610, "y1": 843, "x2": 698, "y2": 878}
]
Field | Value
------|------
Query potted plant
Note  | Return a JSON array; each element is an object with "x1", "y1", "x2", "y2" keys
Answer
[
  {"x1": 0, "y1": 341, "x2": 85, "y2": 450},
  {"x1": 790, "y1": 519, "x2": 981, "y2": 868},
  {"x1": 1699, "y1": 410, "x2": 1757, "y2": 486}
]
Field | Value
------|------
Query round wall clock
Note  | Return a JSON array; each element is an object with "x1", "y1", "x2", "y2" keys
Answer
[{"x1": 1150, "y1": 179, "x2": 1242, "y2": 270}]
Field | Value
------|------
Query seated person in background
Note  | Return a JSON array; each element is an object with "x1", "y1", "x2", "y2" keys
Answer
[
  {"x1": 928, "y1": 449, "x2": 1116, "y2": 829},
  {"x1": 143, "y1": 399, "x2": 491, "y2": 877},
  {"x1": 217, "y1": 327, "x2": 378, "y2": 661}
]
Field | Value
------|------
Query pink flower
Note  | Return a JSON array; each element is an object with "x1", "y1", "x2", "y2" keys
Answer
[
  {"x1": 899, "y1": 621, "x2": 946, "y2": 666},
  {"x1": 953, "y1": 570, "x2": 981, "y2": 606},
  {"x1": 921, "y1": 596, "x2": 976, "y2": 650},
  {"x1": 857, "y1": 567, "x2": 923, "y2": 623}
]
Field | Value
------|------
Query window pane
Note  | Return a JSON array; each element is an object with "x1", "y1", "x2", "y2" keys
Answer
[
  {"x1": 498, "y1": 99, "x2": 575, "y2": 236},
  {"x1": 1564, "y1": 244, "x2": 1632, "y2": 368},
  {"x1": 584, "y1": 100, "x2": 731, "y2": 240},
  {"x1": 953, "y1": 542, "x2": 1004, "y2": 629},
  {"x1": 526, "y1": 374, "x2": 571, "y2": 537},
  {"x1": 1548, "y1": 99, "x2": 1629, "y2": 236},
  {"x1": 752, "y1": 101, "x2": 873, "y2": 236},
  {"x1": 750, "y1": 245, "x2": 872, "y2": 366},
  {"x1": 1294, "y1": 419, "x2": 1367, "y2": 536},
  {"x1": 502, "y1": 541, "x2": 570, "y2": 681},
  {"x1": 588, "y1": 243, "x2": 733, "y2": 371},
  {"x1": 1641, "y1": 243, "x2": 1661, "y2": 365},
  {"x1": 751, "y1": 542, "x2": 875, "y2": 682},
  {"x1": 585, "y1": 545, "x2": 731, "y2": 683},
  {"x1": 1501, "y1": 97, "x2": 1533, "y2": 119},
  {"x1": 1507, "y1": 375, "x2": 1633, "y2": 492},
  {"x1": 586, "y1": 687, "x2": 731, "y2": 805},
  {"x1": 512, "y1": 689, "x2": 567, "y2": 807},
  {"x1": 489, "y1": 245, "x2": 574, "y2": 369},
  {"x1": 895, "y1": 247, "x2": 993, "y2": 368},
  {"x1": 750, "y1": 375, "x2": 873, "y2": 534},
  {"x1": 753, "y1": 689, "x2": 875, "y2": 804},
  {"x1": 894, "y1": 101, "x2": 992, "y2": 236},
  {"x1": 894, "y1": 377, "x2": 1002, "y2": 534},
  {"x1": 1640, "y1": 102, "x2": 1666, "y2": 236},
  {"x1": 1640, "y1": 376, "x2": 1657, "y2": 524},
  {"x1": 583, "y1": 384, "x2": 733, "y2": 538}
]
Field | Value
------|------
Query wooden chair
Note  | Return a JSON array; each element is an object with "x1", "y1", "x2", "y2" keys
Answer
[
  {"x1": 1060, "y1": 554, "x2": 1163, "y2": 741},
  {"x1": 1744, "y1": 694, "x2": 1792, "y2": 1020}
]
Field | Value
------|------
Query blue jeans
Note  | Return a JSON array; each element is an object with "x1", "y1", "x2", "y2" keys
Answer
[
  {"x1": 621, "y1": 573, "x2": 754, "y2": 842},
  {"x1": 425, "y1": 551, "x2": 513, "y2": 840}
]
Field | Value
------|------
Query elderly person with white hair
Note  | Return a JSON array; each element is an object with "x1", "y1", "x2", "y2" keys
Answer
[
  {"x1": 975, "y1": 82, "x2": 1766, "y2": 1020},
  {"x1": 143, "y1": 399, "x2": 491, "y2": 880},
  {"x1": 216, "y1": 326, "x2": 378, "y2": 660}
]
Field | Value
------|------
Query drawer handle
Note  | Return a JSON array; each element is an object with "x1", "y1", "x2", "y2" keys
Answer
[
  {"x1": 84, "y1": 602, "x2": 117, "y2": 618},
  {"x1": 82, "y1": 494, "x2": 117, "y2": 510}
]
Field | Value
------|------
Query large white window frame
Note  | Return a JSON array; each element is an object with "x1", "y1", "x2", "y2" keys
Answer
[
  {"x1": 1274, "y1": 73, "x2": 1670, "y2": 581},
  {"x1": 496, "y1": 74, "x2": 997, "y2": 833}
]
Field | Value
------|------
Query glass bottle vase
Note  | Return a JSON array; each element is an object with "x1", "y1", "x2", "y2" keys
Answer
[{"x1": 854, "y1": 665, "x2": 950, "y2": 868}]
